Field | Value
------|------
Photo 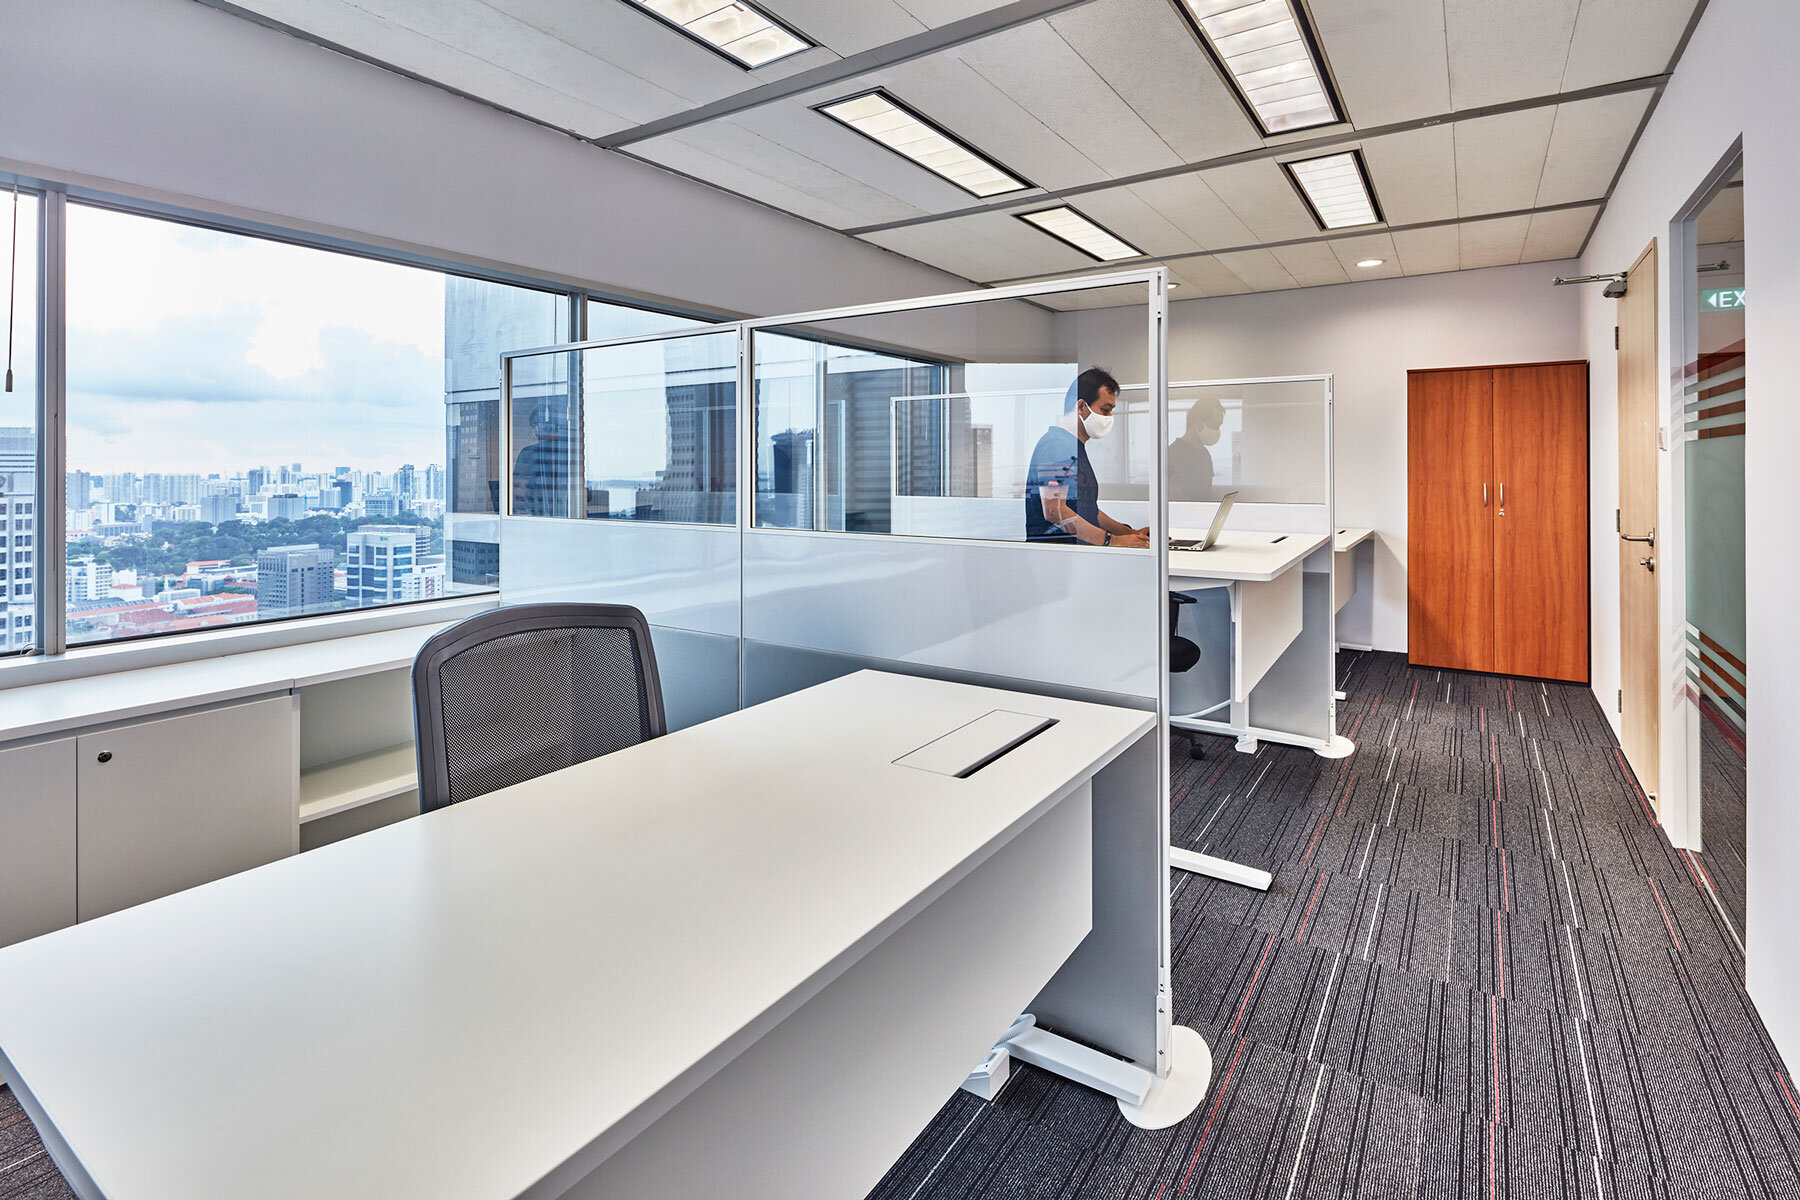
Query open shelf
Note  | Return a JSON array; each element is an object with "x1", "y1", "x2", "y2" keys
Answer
[{"x1": 299, "y1": 744, "x2": 417, "y2": 824}]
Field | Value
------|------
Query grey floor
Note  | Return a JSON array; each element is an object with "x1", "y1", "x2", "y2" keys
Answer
[
  {"x1": 1695, "y1": 699, "x2": 1748, "y2": 946},
  {"x1": 2, "y1": 653, "x2": 1793, "y2": 1199}
]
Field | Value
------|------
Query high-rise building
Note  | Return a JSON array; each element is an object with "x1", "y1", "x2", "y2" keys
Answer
[
  {"x1": 66, "y1": 470, "x2": 94, "y2": 508},
  {"x1": 365, "y1": 491, "x2": 401, "y2": 518},
  {"x1": 396, "y1": 464, "x2": 416, "y2": 504},
  {"x1": 66, "y1": 555, "x2": 113, "y2": 603},
  {"x1": 247, "y1": 467, "x2": 267, "y2": 494},
  {"x1": 255, "y1": 544, "x2": 335, "y2": 617},
  {"x1": 421, "y1": 463, "x2": 446, "y2": 502},
  {"x1": 200, "y1": 494, "x2": 239, "y2": 525},
  {"x1": 0, "y1": 427, "x2": 35, "y2": 653},
  {"x1": 344, "y1": 525, "x2": 422, "y2": 607},
  {"x1": 267, "y1": 493, "x2": 305, "y2": 521}
]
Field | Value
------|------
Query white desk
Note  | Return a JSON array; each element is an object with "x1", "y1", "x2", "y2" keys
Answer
[
  {"x1": 1167, "y1": 529, "x2": 1347, "y2": 890},
  {"x1": 1333, "y1": 527, "x2": 1376, "y2": 653},
  {"x1": 0, "y1": 670, "x2": 1204, "y2": 1200}
]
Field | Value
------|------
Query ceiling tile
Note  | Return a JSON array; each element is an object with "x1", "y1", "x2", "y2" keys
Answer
[
  {"x1": 1326, "y1": 232, "x2": 1403, "y2": 279},
  {"x1": 857, "y1": 54, "x2": 1113, "y2": 190},
  {"x1": 1454, "y1": 107, "x2": 1557, "y2": 216},
  {"x1": 1309, "y1": 0, "x2": 1451, "y2": 127},
  {"x1": 1212, "y1": 248, "x2": 1300, "y2": 292},
  {"x1": 1064, "y1": 188, "x2": 1202, "y2": 258},
  {"x1": 1172, "y1": 257, "x2": 1253, "y2": 297},
  {"x1": 1458, "y1": 213, "x2": 1532, "y2": 269},
  {"x1": 1521, "y1": 205, "x2": 1599, "y2": 261},
  {"x1": 1046, "y1": 0, "x2": 1262, "y2": 162},
  {"x1": 1536, "y1": 91, "x2": 1651, "y2": 205},
  {"x1": 1391, "y1": 225, "x2": 1461, "y2": 275},
  {"x1": 946, "y1": 20, "x2": 1186, "y2": 178},
  {"x1": 1361, "y1": 124, "x2": 1457, "y2": 226},
  {"x1": 1445, "y1": 0, "x2": 1580, "y2": 108},
  {"x1": 634, "y1": 119, "x2": 928, "y2": 227},
  {"x1": 1269, "y1": 241, "x2": 1352, "y2": 287},
  {"x1": 1204, "y1": 160, "x2": 1324, "y2": 243},
  {"x1": 755, "y1": 0, "x2": 927, "y2": 54},
  {"x1": 1126, "y1": 175, "x2": 1258, "y2": 250},
  {"x1": 1561, "y1": 0, "x2": 1698, "y2": 91},
  {"x1": 1697, "y1": 185, "x2": 1744, "y2": 245}
]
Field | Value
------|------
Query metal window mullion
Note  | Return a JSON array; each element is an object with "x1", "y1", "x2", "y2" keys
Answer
[
  {"x1": 38, "y1": 189, "x2": 66, "y2": 658},
  {"x1": 812, "y1": 341, "x2": 827, "y2": 532}
]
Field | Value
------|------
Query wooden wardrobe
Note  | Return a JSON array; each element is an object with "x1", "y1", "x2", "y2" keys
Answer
[{"x1": 1407, "y1": 362, "x2": 1589, "y2": 683}]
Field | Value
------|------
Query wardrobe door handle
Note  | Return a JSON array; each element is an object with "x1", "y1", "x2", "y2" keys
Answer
[
  {"x1": 1498, "y1": 482, "x2": 1506, "y2": 509},
  {"x1": 1482, "y1": 483, "x2": 1488, "y2": 507}
]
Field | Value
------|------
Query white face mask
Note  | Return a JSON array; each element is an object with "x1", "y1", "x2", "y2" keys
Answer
[{"x1": 1082, "y1": 410, "x2": 1115, "y2": 440}]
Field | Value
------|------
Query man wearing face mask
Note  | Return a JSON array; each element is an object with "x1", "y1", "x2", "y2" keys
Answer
[
  {"x1": 1025, "y1": 367, "x2": 1150, "y2": 546},
  {"x1": 1168, "y1": 394, "x2": 1225, "y2": 502}
]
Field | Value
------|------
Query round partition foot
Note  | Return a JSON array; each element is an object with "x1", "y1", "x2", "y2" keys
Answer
[
  {"x1": 1314, "y1": 735, "x2": 1356, "y2": 760},
  {"x1": 1118, "y1": 1025, "x2": 1212, "y2": 1130}
]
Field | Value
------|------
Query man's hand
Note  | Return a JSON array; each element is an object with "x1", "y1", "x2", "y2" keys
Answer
[{"x1": 1112, "y1": 529, "x2": 1150, "y2": 548}]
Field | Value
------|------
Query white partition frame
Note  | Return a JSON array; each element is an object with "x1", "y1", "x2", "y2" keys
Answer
[{"x1": 499, "y1": 270, "x2": 1213, "y2": 1126}]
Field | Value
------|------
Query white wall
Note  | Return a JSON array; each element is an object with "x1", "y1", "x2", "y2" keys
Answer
[
  {"x1": 1576, "y1": 0, "x2": 1800, "y2": 1066},
  {"x1": 0, "y1": 0, "x2": 1051, "y2": 358},
  {"x1": 1058, "y1": 263, "x2": 1582, "y2": 651}
]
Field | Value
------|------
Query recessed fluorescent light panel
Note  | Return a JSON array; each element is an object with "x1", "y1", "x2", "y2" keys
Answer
[
  {"x1": 816, "y1": 92, "x2": 1028, "y2": 198},
  {"x1": 1018, "y1": 207, "x2": 1144, "y2": 262},
  {"x1": 1176, "y1": 0, "x2": 1342, "y2": 135},
  {"x1": 628, "y1": 0, "x2": 810, "y2": 69},
  {"x1": 1283, "y1": 150, "x2": 1383, "y2": 230}
]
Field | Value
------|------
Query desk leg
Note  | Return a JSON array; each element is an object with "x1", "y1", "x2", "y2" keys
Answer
[{"x1": 1168, "y1": 846, "x2": 1273, "y2": 890}]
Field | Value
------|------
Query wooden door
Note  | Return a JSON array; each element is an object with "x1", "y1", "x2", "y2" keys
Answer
[
  {"x1": 1493, "y1": 363, "x2": 1590, "y2": 681},
  {"x1": 1408, "y1": 369, "x2": 1494, "y2": 672},
  {"x1": 1618, "y1": 242, "x2": 1661, "y2": 808}
]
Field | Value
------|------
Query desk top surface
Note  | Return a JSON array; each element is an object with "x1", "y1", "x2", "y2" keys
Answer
[
  {"x1": 0, "y1": 670, "x2": 1151, "y2": 1200},
  {"x1": 1168, "y1": 529, "x2": 1329, "y2": 581},
  {"x1": 1334, "y1": 527, "x2": 1375, "y2": 551},
  {"x1": 0, "y1": 622, "x2": 449, "y2": 743}
]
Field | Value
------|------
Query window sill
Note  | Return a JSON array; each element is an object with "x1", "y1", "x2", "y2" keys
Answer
[{"x1": 0, "y1": 595, "x2": 500, "y2": 695}]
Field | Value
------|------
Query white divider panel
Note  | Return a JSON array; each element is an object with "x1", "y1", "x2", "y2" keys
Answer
[
  {"x1": 501, "y1": 518, "x2": 739, "y2": 637},
  {"x1": 742, "y1": 531, "x2": 1158, "y2": 701}
]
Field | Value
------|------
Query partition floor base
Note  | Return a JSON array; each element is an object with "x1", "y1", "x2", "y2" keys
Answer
[
  {"x1": 4, "y1": 653, "x2": 1793, "y2": 1199},
  {"x1": 863, "y1": 652, "x2": 1798, "y2": 1200}
]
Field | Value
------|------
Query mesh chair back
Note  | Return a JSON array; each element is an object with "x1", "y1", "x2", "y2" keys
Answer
[{"x1": 413, "y1": 604, "x2": 666, "y2": 813}]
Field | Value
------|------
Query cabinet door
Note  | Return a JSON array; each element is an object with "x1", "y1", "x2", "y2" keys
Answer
[
  {"x1": 1493, "y1": 364, "x2": 1590, "y2": 682},
  {"x1": 78, "y1": 695, "x2": 297, "y2": 921},
  {"x1": 0, "y1": 738, "x2": 78, "y2": 948},
  {"x1": 1408, "y1": 369, "x2": 1494, "y2": 672}
]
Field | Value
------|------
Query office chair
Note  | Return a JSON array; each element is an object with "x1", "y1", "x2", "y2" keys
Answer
[
  {"x1": 412, "y1": 603, "x2": 666, "y2": 813},
  {"x1": 1171, "y1": 593, "x2": 1206, "y2": 760}
]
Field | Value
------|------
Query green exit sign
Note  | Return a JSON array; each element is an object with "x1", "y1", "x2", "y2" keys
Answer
[{"x1": 1702, "y1": 287, "x2": 1746, "y2": 310}]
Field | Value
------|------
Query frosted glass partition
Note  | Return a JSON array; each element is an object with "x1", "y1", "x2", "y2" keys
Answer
[{"x1": 501, "y1": 327, "x2": 742, "y2": 731}]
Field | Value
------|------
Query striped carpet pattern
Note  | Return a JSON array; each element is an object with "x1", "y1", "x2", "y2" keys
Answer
[
  {"x1": 867, "y1": 652, "x2": 1800, "y2": 1200},
  {"x1": 1, "y1": 652, "x2": 1791, "y2": 1199},
  {"x1": 1697, "y1": 699, "x2": 1748, "y2": 946}
]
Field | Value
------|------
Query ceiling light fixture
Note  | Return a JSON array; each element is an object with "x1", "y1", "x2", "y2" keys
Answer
[
  {"x1": 627, "y1": 0, "x2": 810, "y2": 69},
  {"x1": 1017, "y1": 207, "x2": 1145, "y2": 262},
  {"x1": 1282, "y1": 150, "x2": 1383, "y2": 230},
  {"x1": 1174, "y1": 0, "x2": 1343, "y2": 135},
  {"x1": 816, "y1": 90, "x2": 1030, "y2": 198},
  {"x1": 1357, "y1": 258, "x2": 1384, "y2": 268}
]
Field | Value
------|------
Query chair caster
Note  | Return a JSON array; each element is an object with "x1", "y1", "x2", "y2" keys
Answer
[{"x1": 1188, "y1": 737, "x2": 1205, "y2": 760}]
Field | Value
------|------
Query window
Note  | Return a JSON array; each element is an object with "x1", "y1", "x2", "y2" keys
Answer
[
  {"x1": 0, "y1": 189, "x2": 40, "y2": 656},
  {"x1": 63, "y1": 204, "x2": 566, "y2": 646}
]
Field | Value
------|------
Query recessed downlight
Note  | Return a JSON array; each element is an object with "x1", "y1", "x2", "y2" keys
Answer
[
  {"x1": 628, "y1": 0, "x2": 811, "y2": 69},
  {"x1": 1174, "y1": 0, "x2": 1343, "y2": 135},
  {"x1": 1357, "y1": 258, "x2": 1385, "y2": 268},
  {"x1": 816, "y1": 91, "x2": 1029, "y2": 198}
]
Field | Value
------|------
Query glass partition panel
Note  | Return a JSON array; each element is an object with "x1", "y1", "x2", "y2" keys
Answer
[
  {"x1": 581, "y1": 331, "x2": 735, "y2": 524},
  {"x1": 508, "y1": 350, "x2": 579, "y2": 519},
  {"x1": 754, "y1": 311, "x2": 1148, "y2": 546},
  {"x1": 1106, "y1": 378, "x2": 1326, "y2": 505}
]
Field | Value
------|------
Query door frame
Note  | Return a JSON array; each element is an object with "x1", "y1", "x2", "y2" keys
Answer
[{"x1": 1663, "y1": 139, "x2": 1746, "y2": 855}]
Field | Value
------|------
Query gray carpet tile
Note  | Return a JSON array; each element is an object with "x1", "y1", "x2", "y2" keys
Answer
[
  {"x1": 1695, "y1": 701, "x2": 1747, "y2": 949},
  {"x1": 0, "y1": 653, "x2": 1793, "y2": 1200},
  {"x1": 867, "y1": 653, "x2": 1800, "y2": 1200}
]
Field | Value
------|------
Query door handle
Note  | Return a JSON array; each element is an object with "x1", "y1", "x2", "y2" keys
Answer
[
  {"x1": 1498, "y1": 482, "x2": 1505, "y2": 509},
  {"x1": 1482, "y1": 483, "x2": 1488, "y2": 507},
  {"x1": 1640, "y1": 556, "x2": 1656, "y2": 573},
  {"x1": 1620, "y1": 528, "x2": 1655, "y2": 546}
]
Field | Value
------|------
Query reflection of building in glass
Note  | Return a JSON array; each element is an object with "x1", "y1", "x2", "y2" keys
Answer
[
  {"x1": 631, "y1": 338, "x2": 735, "y2": 524},
  {"x1": 0, "y1": 428, "x2": 36, "y2": 652},
  {"x1": 443, "y1": 276, "x2": 567, "y2": 586},
  {"x1": 769, "y1": 428, "x2": 815, "y2": 528}
]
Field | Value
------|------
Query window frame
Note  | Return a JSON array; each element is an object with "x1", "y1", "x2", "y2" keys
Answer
[{"x1": 0, "y1": 170, "x2": 723, "y2": 676}]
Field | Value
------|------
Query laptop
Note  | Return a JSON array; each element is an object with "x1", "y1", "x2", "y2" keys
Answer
[{"x1": 1169, "y1": 491, "x2": 1238, "y2": 552}]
